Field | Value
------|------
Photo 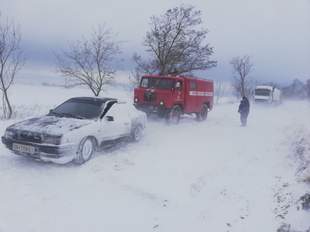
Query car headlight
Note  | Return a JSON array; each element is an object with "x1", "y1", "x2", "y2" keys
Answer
[
  {"x1": 134, "y1": 97, "x2": 138, "y2": 103},
  {"x1": 43, "y1": 135, "x2": 62, "y2": 145},
  {"x1": 4, "y1": 130, "x2": 15, "y2": 139},
  {"x1": 159, "y1": 101, "x2": 164, "y2": 106}
]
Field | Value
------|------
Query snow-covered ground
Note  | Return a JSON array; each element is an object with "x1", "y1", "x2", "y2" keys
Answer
[{"x1": 0, "y1": 83, "x2": 309, "y2": 232}]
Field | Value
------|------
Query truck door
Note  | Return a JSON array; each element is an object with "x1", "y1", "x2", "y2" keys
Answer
[
  {"x1": 186, "y1": 80, "x2": 198, "y2": 113},
  {"x1": 172, "y1": 80, "x2": 184, "y2": 104}
]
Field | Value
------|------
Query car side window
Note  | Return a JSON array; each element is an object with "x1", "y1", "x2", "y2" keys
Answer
[
  {"x1": 100, "y1": 101, "x2": 117, "y2": 118},
  {"x1": 190, "y1": 81, "x2": 197, "y2": 91},
  {"x1": 105, "y1": 103, "x2": 128, "y2": 118}
]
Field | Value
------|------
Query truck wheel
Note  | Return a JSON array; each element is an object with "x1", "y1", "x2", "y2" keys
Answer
[
  {"x1": 167, "y1": 105, "x2": 182, "y2": 124},
  {"x1": 131, "y1": 124, "x2": 144, "y2": 142},
  {"x1": 75, "y1": 137, "x2": 95, "y2": 164},
  {"x1": 197, "y1": 104, "x2": 209, "y2": 121}
]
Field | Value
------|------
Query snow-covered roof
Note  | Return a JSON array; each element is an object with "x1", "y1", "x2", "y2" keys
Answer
[{"x1": 255, "y1": 85, "x2": 274, "y2": 90}]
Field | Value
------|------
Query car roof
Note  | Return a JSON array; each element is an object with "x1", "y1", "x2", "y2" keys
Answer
[{"x1": 68, "y1": 97, "x2": 117, "y2": 104}]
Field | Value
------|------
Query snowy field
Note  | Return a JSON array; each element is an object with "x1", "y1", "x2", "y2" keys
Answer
[{"x1": 0, "y1": 83, "x2": 309, "y2": 232}]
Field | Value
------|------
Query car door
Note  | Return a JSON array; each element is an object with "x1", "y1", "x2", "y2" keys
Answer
[{"x1": 101, "y1": 103, "x2": 131, "y2": 140}]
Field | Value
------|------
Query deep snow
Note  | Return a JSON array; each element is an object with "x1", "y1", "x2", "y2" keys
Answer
[{"x1": 0, "y1": 83, "x2": 309, "y2": 232}]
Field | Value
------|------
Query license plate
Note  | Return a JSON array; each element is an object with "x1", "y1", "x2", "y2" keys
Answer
[{"x1": 12, "y1": 143, "x2": 36, "y2": 154}]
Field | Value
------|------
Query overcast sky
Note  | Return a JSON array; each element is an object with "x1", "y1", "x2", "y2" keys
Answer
[{"x1": 2, "y1": 0, "x2": 310, "y2": 84}]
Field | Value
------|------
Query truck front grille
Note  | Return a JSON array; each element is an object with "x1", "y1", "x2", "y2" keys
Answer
[{"x1": 144, "y1": 91, "x2": 156, "y2": 102}]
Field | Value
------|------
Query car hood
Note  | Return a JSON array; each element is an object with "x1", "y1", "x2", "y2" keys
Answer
[{"x1": 8, "y1": 115, "x2": 92, "y2": 136}]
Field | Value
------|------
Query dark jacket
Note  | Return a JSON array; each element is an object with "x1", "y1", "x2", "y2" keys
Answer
[{"x1": 238, "y1": 97, "x2": 250, "y2": 115}]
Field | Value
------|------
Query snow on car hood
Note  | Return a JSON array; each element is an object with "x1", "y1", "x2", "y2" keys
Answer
[{"x1": 8, "y1": 115, "x2": 92, "y2": 136}]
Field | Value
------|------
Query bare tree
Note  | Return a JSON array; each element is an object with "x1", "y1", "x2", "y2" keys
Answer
[
  {"x1": 134, "y1": 5, "x2": 216, "y2": 76},
  {"x1": 128, "y1": 70, "x2": 141, "y2": 88},
  {"x1": 214, "y1": 80, "x2": 229, "y2": 104},
  {"x1": 0, "y1": 14, "x2": 23, "y2": 119},
  {"x1": 128, "y1": 54, "x2": 146, "y2": 88},
  {"x1": 230, "y1": 55, "x2": 254, "y2": 97},
  {"x1": 57, "y1": 26, "x2": 119, "y2": 96}
]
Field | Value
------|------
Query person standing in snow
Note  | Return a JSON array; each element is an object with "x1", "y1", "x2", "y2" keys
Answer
[{"x1": 238, "y1": 96, "x2": 250, "y2": 126}]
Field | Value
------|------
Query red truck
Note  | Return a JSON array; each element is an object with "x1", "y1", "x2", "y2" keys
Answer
[{"x1": 134, "y1": 75, "x2": 214, "y2": 123}]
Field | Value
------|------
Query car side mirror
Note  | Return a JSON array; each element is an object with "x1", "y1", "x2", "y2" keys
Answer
[{"x1": 105, "y1": 116, "x2": 114, "y2": 122}]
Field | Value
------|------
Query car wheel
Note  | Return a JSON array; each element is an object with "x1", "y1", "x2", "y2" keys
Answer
[
  {"x1": 167, "y1": 105, "x2": 182, "y2": 124},
  {"x1": 131, "y1": 125, "x2": 144, "y2": 142},
  {"x1": 197, "y1": 104, "x2": 208, "y2": 121},
  {"x1": 75, "y1": 137, "x2": 95, "y2": 164}
]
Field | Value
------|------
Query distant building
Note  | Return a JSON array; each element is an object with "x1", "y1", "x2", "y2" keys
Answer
[{"x1": 307, "y1": 79, "x2": 310, "y2": 99}]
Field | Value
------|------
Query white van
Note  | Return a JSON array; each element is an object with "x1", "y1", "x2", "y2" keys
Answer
[{"x1": 254, "y1": 85, "x2": 281, "y2": 104}]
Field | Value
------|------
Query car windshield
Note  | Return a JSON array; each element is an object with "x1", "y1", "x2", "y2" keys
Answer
[
  {"x1": 255, "y1": 89, "x2": 271, "y2": 96},
  {"x1": 140, "y1": 77, "x2": 175, "y2": 90},
  {"x1": 49, "y1": 98, "x2": 104, "y2": 119}
]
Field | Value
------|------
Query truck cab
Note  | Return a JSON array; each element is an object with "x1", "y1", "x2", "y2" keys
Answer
[{"x1": 134, "y1": 75, "x2": 214, "y2": 123}]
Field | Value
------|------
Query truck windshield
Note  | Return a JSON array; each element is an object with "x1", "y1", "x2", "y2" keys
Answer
[
  {"x1": 255, "y1": 89, "x2": 271, "y2": 96},
  {"x1": 140, "y1": 77, "x2": 175, "y2": 90}
]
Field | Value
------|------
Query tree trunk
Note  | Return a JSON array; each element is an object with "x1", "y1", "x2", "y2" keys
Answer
[
  {"x1": 2, "y1": 93, "x2": 7, "y2": 118},
  {"x1": 241, "y1": 78, "x2": 245, "y2": 97},
  {"x1": 94, "y1": 89, "x2": 100, "y2": 97},
  {"x1": 3, "y1": 89, "x2": 12, "y2": 119}
]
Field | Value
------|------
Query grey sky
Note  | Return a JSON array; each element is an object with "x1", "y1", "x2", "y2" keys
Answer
[{"x1": 2, "y1": 0, "x2": 310, "y2": 84}]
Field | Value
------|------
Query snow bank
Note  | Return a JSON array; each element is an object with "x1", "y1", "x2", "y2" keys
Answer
[
  {"x1": 275, "y1": 102, "x2": 310, "y2": 232},
  {"x1": 0, "y1": 84, "x2": 309, "y2": 232},
  {"x1": 5, "y1": 82, "x2": 132, "y2": 119}
]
